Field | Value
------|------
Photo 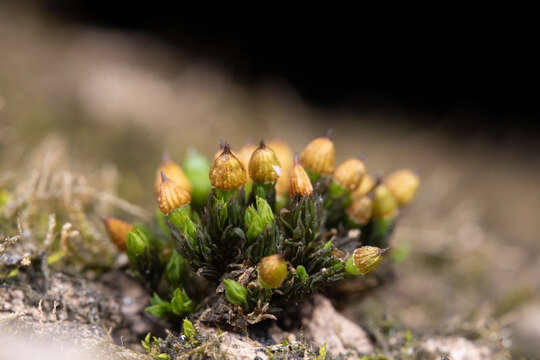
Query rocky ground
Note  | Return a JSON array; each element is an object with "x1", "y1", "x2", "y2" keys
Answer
[{"x1": 0, "y1": 270, "x2": 493, "y2": 359}]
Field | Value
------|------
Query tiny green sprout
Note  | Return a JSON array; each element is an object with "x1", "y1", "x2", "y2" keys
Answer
[
  {"x1": 264, "y1": 348, "x2": 275, "y2": 359},
  {"x1": 404, "y1": 328, "x2": 413, "y2": 348},
  {"x1": 170, "y1": 288, "x2": 194, "y2": 316},
  {"x1": 183, "y1": 318, "x2": 196, "y2": 343},
  {"x1": 126, "y1": 225, "x2": 151, "y2": 263},
  {"x1": 145, "y1": 293, "x2": 172, "y2": 318},
  {"x1": 141, "y1": 333, "x2": 151, "y2": 352},
  {"x1": 7, "y1": 269, "x2": 19, "y2": 278},
  {"x1": 145, "y1": 289, "x2": 193, "y2": 319},
  {"x1": 156, "y1": 354, "x2": 170, "y2": 360},
  {"x1": 323, "y1": 240, "x2": 333, "y2": 253},
  {"x1": 168, "y1": 206, "x2": 197, "y2": 244},
  {"x1": 165, "y1": 250, "x2": 187, "y2": 288},
  {"x1": 315, "y1": 344, "x2": 327, "y2": 360},
  {"x1": 223, "y1": 279, "x2": 248, "y2": 307},
  {"x1": 46, "y1": 250, "x2": 66, "y2": 265},
  {"x1": 296, "y1": 265, "x2": 308, "y2": 282},
  {"x1": 245, "y1": 196, "x2": 275, "y2": 242}
]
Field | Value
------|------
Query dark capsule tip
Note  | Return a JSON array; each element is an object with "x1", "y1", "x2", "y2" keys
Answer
[
  {"x1": 258, "y1": 139, "x2": 266, "y2": 149},
  {"x1": 160, "y1": 171, "x2": 169, "y2": 183},
  {"x1": 293, "y1": 154, "x2": 300, "y2": 165},
  {"x1": 325, "y1": 128, "x2": 334, "y2": 139},
  {"x1": 373, "y1": 174, "x2": 384, "y2": 187},
  {"x1": 379, "y1": 247, "x2": 391, "y2": 255},
  {"x1": 222, "y1": 142, "x2": 231, "y2": 154}
]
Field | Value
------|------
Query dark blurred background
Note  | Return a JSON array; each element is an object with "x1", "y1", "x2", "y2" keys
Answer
[{"x1": 39, "y1": 2, "x2": 540, "y2": 137}]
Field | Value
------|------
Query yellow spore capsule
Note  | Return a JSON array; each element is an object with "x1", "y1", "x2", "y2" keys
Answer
[
  {"x1": 372, "y1": 184, "x2": 398, "y2": 218},
  {"x1": 289, "y1": 157, "x2": 313, "y2": 197},
  {"x1": 268, "y1": 140, "x2": 294, "y2": 195},
  {"x1": 102, "y1": 217, "x2": 133, "y2": 251},
  {"x1": 258, "y1": 254, "x2": 288, "y2": 288},
  {"x1": 353, "y1": 246, "x2": 388, "y2": 275},
  {"x1": 385, "y1": 169, "x2": 420, "y2": 206},
  {"x1": 299, "y1": 136, "x2": 335, "y2": 175},
  {"x1": 346, "y1": 196, "x2": 373, "y2": 225},
  {"x1": 352, "y1": 174, "x2": 376, "y2": 200},
  {"x1": 154, "y1": 156, "x2": 192, "y2": 194},
  {"x1": 209, "y1": 143, "x2": 247, "y2": 190},
  {"x1": 158, "y1": 172, "x2": 191, "y2": 214},
  {"x1": 249, "y1": 140, "x2": 281, "y2": 183},
  {"x1": 334, "y1": 158, "x2": 366, "y2": 191}
]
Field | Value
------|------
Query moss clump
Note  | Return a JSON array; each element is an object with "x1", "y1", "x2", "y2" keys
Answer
[{"x1": 112, "y1": 136, "x2": 418, "y2": 332}]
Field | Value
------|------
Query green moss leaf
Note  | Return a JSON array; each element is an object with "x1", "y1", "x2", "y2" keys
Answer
[{"x1": 166, "y1": 250, "x2": 187, "y2": 288}]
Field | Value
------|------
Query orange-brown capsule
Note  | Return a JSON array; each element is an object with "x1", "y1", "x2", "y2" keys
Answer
[
  {"x1": 268, "y1": 140, "x2": 294, "y2": 195},
  {"x1": 158, "y1": 172, "x2": 191, "y2": 214},
  {"x1": 352, "y1": 174, "x2": 376, "y2": 200},
  {"x1": 258, "y1": 254, "x2": 288, "y2": 288},
  {"x1": 334, "y1": 158, "x2": 366, "y2": 191},
  {"x1": 299, "y1": 136, "x2": 335, "y2": 174},
  {"x1": 346, "y1": 196, "x2": 373, "y2": 225},
  {"x1": 289, "y1": 158, "x2": 313, "y2": 197},
  {"x1": 353, "y1": 246, "x2": 388, "y2": 275},
  {"x1": 385, "y1": 169, "x2": 420, "y2": 206},
  {"x1": 372, "y1": 184, "x2": 398, "y2": 218},
  {"x1": 248, "y1": 141, "x2": 281, "y2": 183},
  {"x1": 209, "y1": 143, "x2": 247, "y2": 190},
  {"x1": 102, "y1": 217, "x2": 133, "y2": 251},
  {"x1": 154, "y1": 157, "x2": 192, "y2": 194},
  {"x1": 236, "y1": 143, "x2": 257, "y2": 181}
]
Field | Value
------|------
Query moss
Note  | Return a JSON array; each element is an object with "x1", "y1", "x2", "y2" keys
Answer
[{"x1": 118, "y1": 137, "x2": 421, "y2": 338}]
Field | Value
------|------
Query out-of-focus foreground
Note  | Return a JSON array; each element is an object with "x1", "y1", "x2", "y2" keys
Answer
[{"x1": 1, "y1": 6, "x2": 539, "y2": 358}]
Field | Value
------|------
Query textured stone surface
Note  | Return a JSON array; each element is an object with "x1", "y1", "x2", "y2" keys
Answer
[
  {"x1": 303, "y1": 295, "x2": 374, "y2": 358},
  {"x1": 0, "y1": 271, "x2": 494, "y2": 359},
  {"x1": 0, "y1": 271, "x2": 153, "y2": 359},
  {"x1": 418, "y1": 336, "x2": 491, "y2": 360},
  {"x1": 0, "y1": 314, "x2": 149, "y2": 360},
  {"x1": 200, "y1": 325, "x2": 270, "y2": 360},
  {"x1": 509, "y1": 304, "x2": 540, "y2": 356}
]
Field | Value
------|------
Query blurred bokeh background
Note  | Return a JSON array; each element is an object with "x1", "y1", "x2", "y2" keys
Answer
[{"x1": 1, "y1": 2, "x2": 539, "y2": 357}]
